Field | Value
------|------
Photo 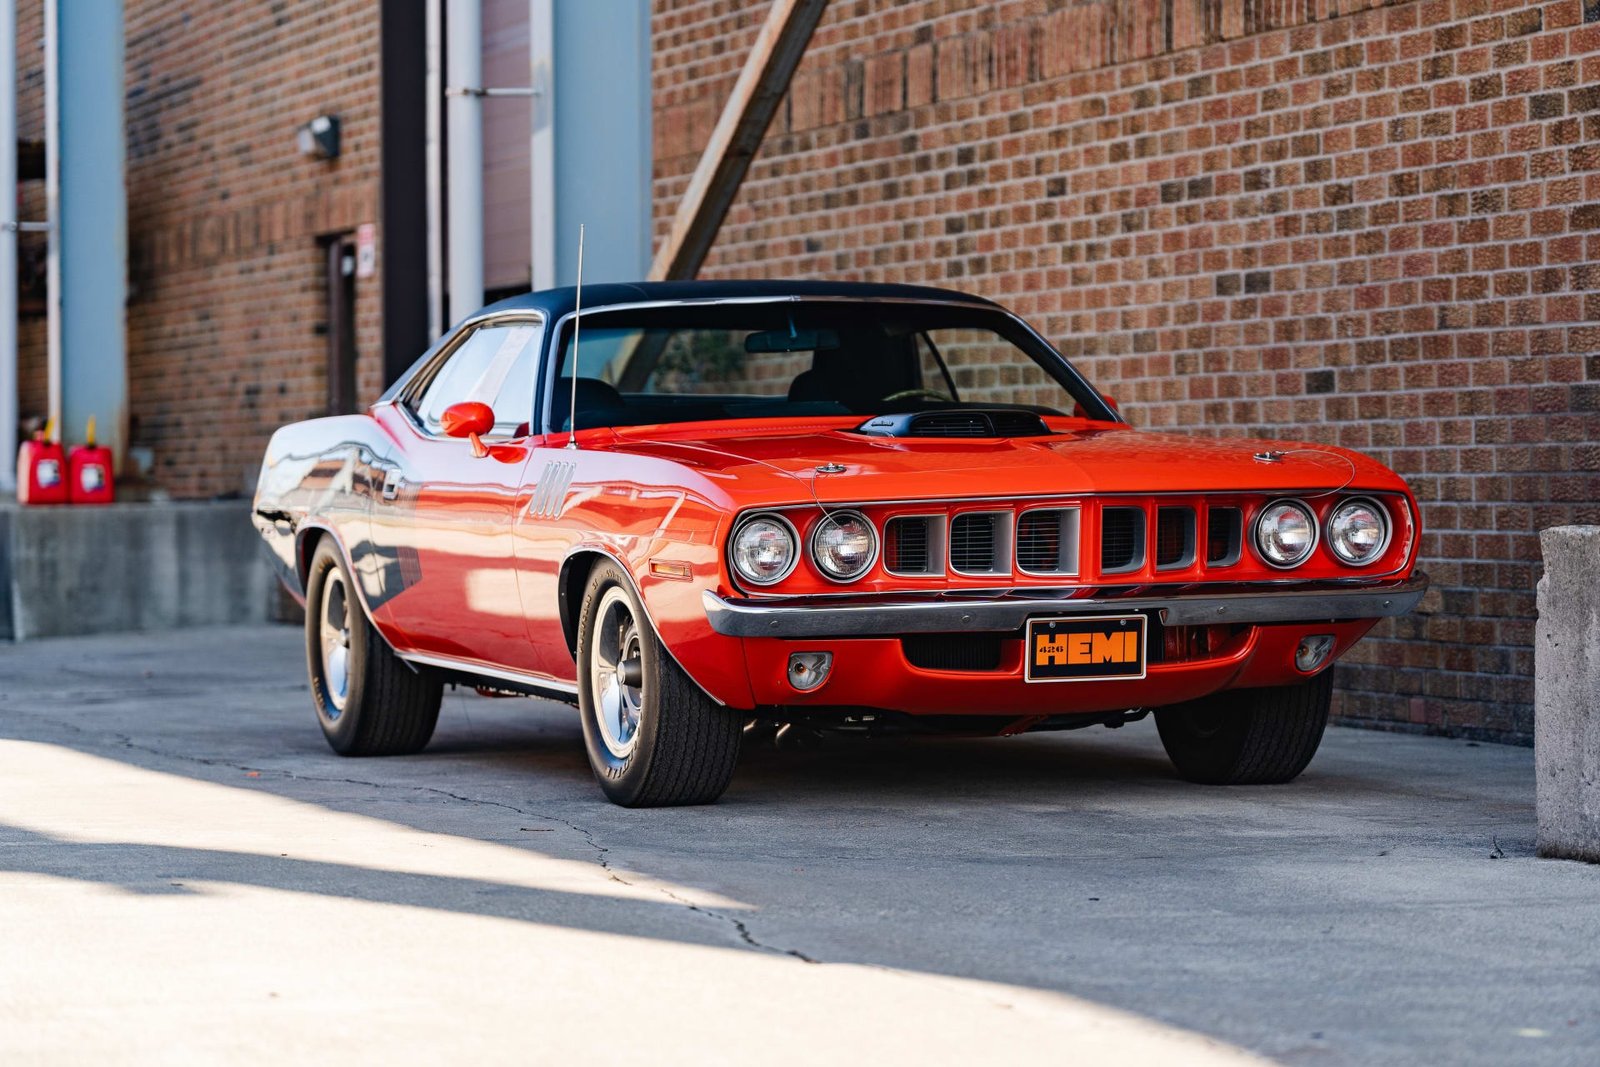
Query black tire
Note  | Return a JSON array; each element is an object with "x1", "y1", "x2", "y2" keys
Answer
[
  {"x1": 577, "y1": 560, "x2": 741, "y2": 807},
  {"x1": 304, "y1": 537, "x2": 442, "y2": 756},
  {"x1": 1155, "y1": 673, "x2": 1332, "y2": 785}
]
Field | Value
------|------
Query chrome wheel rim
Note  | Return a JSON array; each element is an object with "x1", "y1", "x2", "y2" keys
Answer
[
  {"x1": 319, "y1": 569, "x2": 352, "y2": 720},
  {"x1": 590, "y1": 588, "x2": 643, "y2": 760}
]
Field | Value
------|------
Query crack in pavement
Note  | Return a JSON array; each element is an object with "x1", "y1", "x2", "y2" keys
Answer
[{"x1": 1, "y1": 706, "x2": 819, "y2": 965}]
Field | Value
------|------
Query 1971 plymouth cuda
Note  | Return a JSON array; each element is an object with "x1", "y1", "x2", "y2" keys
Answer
[{"x1": 253, "y1": 280, "x2": 1426, "y2": 807}]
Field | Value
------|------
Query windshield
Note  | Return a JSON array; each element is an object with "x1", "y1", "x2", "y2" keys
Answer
[{"x1": 546, "y1": 301, "x2": 1114, "y2": 431}]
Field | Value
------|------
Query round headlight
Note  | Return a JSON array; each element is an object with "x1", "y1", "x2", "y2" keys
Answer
[
  {"x1": 810, "y1": 511, "x2": 878, "y2": 582},
  {"x1": 1254, "y1": 500, "x2": 1317, "y2": 568},
  {"x1": 1327, "y1": 497, "x2": 1389, "y2": 566},
  {"x1": 730, "y1": 514, "x2": 798, "y2": 586}
]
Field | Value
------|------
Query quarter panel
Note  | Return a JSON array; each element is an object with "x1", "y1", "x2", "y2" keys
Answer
[{"x1": 253, "y1": 415, "x2": 395, "y2": 618}]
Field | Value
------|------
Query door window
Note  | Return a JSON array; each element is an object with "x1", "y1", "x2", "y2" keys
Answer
[{"x1": 413, "y1": 321, "x2": 541, "y2": 436}]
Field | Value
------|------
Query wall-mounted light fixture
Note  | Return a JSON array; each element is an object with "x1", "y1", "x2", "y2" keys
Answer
[{"x1": 296, "y1": 115, "x2": 341, "y2": 161}]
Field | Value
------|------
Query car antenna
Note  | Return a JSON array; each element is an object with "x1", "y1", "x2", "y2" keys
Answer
[{"x1": 566, "y1": 223, "x2": 585, "y2": 450}]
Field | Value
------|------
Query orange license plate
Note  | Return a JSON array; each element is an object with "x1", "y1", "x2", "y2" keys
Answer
[{"x1": 1025, "y1": 614, "x2": 1148, "y2": 683}]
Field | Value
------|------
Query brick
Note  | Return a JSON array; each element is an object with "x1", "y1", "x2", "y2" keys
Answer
[{"x1": 644, "y1": 0, "x2": 1594, "y2": 744}]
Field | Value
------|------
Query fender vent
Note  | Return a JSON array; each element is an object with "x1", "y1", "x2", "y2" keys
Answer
[{"x1": 855, "y1": 410, "x2": 1052, "y2": 438}]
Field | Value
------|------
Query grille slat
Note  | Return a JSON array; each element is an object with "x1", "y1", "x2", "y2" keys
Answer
[
  {"x1": 1100, "y1": 508, "x2": 1144, "y2": 573},
  {"x1": 1207, "y1": 507, "x2": 1242, "y2": 565},
  {"x1": 885, "y1": 516, "x2": 933, "y2": 574},
  {"x1": 950, "y1": 513, "x2": 1000, "y2": 573},
  {"x1": 1156, "y1": 507, "x2": 1195, "y2": 569},
  {"x1": 1016, "y1": 508, "x2": 1077, "y2": 574},
  {"x1": 1016, "y1": 512, "x2": 1061, "y2": 572}
]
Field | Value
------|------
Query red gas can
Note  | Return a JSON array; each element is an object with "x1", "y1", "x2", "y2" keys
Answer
[
  {"x1": 16, "y1": 420, "x2": 68, "y2": 505},
  {"x1": 68, "y1": 416, "x2": 115, "y2": 505}
]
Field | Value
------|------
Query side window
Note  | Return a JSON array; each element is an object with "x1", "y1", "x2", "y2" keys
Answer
[{"x1": 413, "y1": 321, "x2": 540, "y2": 437}]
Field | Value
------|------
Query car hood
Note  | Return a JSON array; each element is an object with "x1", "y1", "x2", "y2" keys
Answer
[{"x1": 604, "y1": 423, "x2": 1407, "y2": 507}]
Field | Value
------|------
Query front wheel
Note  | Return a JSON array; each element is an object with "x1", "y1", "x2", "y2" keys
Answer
[
  {"x1": 577, "y1": 561, "x2": 741, "y2": 807},
  {"x1": 1155, "y1": 673, "x2": 1332, "y2": 785},
  {"x1": 305, "y1": 538, "x2": 442, "y2": 756}
]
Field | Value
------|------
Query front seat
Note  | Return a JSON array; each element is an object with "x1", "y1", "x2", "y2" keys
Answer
[{"x1": 551, "y1": 377, "x2": 628, "y2": 431}]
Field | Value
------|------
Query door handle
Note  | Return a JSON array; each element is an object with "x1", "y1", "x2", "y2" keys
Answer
[{"x1": 381, "y1": 470, "x2": 403, "y2": 500}]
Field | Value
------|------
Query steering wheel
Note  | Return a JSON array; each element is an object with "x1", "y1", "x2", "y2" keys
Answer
[{"x1": 881, "y1": 388, "x2": 953, "y2": 404}]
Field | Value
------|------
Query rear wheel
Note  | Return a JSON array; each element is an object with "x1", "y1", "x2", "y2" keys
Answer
[
  {"x1": 577, "y1": 561, "x2": 741, "y2": 807},
  {"x1": 1155, "y1": 673, "x2": 1332, "y2": 784},
  {"x1": 305, "y1": 538, "x2": 442, "y2": 756}
]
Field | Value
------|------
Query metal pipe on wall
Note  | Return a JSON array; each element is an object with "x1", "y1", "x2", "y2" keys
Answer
[
  {"x1": 425, "y1": 0, "x2": 444, "y2": 340},
  {"x1": 528, "y1": 0, "x2": 555, "y2": 291},
  {"x1": 0, "y1": 0, "x2": 18, "y2": 493},
  {"x1": 444, "y1": 0, "x2": 484, "y2": 324},
  {"x1": 44, "y1": 0, "x2": 128, "y2": 470}
]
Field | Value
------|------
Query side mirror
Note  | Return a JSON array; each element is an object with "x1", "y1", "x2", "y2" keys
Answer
[
  {"x1": 1102, "y1": 393, "x2": 1120, "y2": 414},
  {"x1": 441, "y1": 401, "x2": 494, "y2": 457}
]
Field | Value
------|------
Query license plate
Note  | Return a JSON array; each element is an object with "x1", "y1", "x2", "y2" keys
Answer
[{"x1": 1025, "y1": 614, "x2": 1148, "y2": 683}]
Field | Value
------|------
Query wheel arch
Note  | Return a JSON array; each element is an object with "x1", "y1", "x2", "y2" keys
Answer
[
  {"x1": 295, "y1": 523, "x2": 387, "y2": 642},
  {"x1": 559, "y1": 545, "x2": 736, "y2": 708},
  {"x1": 558, "y1": 549, "x2": 609, "y2": 658}
]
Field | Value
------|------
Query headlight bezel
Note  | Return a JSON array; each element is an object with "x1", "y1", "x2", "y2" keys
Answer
[
  {"x1": 728, "y1": 512, "x2": 801, "y2": 587},
  {"x1": 808, "y1": 509, "x2": 880, "y2": 583},
  {"x1": 1325, "y1": 496, "x2": 1391, "y2": 567},
  {"x1": 1252, "y1": 498, "x2": 1319, "y2": 570}
]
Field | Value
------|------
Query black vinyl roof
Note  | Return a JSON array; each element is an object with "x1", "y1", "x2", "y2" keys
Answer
[
  {"x1": 477, "y1": 279, "x2": 1000, "y2": 321},
  {"x1": 379, "y1": 279, "x2": 1010, "y2": 402}
]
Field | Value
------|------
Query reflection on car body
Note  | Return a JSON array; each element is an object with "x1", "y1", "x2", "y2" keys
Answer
[{"x1": 254, "y1": 280, "x2": 1426, "y2": 807}]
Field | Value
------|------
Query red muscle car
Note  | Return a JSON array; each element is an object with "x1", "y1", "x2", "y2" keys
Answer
[{"x1": 253, "y1": 281, "x2": 1426, "y2": 807}]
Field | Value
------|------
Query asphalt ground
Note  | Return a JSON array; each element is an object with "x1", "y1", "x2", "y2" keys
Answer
[{"x1": 1, "y1": 624, "x2": 1595, "y2": 1065}]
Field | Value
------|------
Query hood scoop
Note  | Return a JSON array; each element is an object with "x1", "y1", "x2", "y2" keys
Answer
[{"x1": 854, "y1": 409, "x2": 1053, "y2": 439}]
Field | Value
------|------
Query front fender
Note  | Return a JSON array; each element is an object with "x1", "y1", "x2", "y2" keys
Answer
[{"x1": 562, "y1": 539, "x2": 756, "y2": 711}]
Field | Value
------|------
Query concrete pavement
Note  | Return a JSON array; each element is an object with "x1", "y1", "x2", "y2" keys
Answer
[{"x1": 1, "y1": 625, "x2": 1596, "y2": 1065}]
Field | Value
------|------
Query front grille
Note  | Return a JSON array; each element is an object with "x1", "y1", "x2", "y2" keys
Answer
[
  {"x1": 1156, "y1": 507, "x2": 1195, "y2": 569},
  {"x1": 1206, "y1": 507, "x2": 1242, "y2": 565},
  {"x1": 885, "y1": 516, "x2": 934, "y2": 574},
  {"x1": 902, "y1": 634, "x2": 1005, "y2": 671},
  {"x1": 950, "y1": 512, "x2": 1001, "y2": 573},
  {"x1": 1016, "y1": 508, "x2": 1078, "y2": 574},
  {"x1": 1100, "y1": 508, "x2": 1144, "y2": 573}
]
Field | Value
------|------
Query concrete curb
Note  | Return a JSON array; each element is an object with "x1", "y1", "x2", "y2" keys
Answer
[
  {"x1": 0, "y1": 501, "x2": 275, "y2": 640},
  {"x1": 1535, "y1": 524, "x2": 1600, "y2": 863}
]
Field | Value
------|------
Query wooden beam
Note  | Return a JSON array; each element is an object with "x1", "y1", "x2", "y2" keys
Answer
[{"x1": 648, "y1": 0, "x2": 827, "y2": 281}]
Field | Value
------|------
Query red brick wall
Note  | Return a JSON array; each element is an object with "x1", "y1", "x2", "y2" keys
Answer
[
  {"x1": 653, "y1": 0, "x2": 1600, "y2": 742},
  {"x1": 14, "y1": 0, "x2": 386, "y2": 499}
]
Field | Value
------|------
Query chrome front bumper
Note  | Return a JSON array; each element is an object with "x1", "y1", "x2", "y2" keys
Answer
[{"x1": 703, "y1": 572, "x2": 1429, "y2": 639}]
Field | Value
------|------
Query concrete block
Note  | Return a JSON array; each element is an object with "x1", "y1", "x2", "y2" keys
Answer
[
  {"x1": 1535, "y1": 525, "x2": 1600, "y2": 862},
  {"x1": 0, "y1": 502, "x2": 276, "y2": 640}
]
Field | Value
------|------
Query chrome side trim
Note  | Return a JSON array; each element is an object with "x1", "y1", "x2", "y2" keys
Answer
[
  {"x1": 701, "y1": 572, "x2": 1430, "y2": 638},
  {"x1": 399, "y1": 650, "x2": 580, "y2": 697}
]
